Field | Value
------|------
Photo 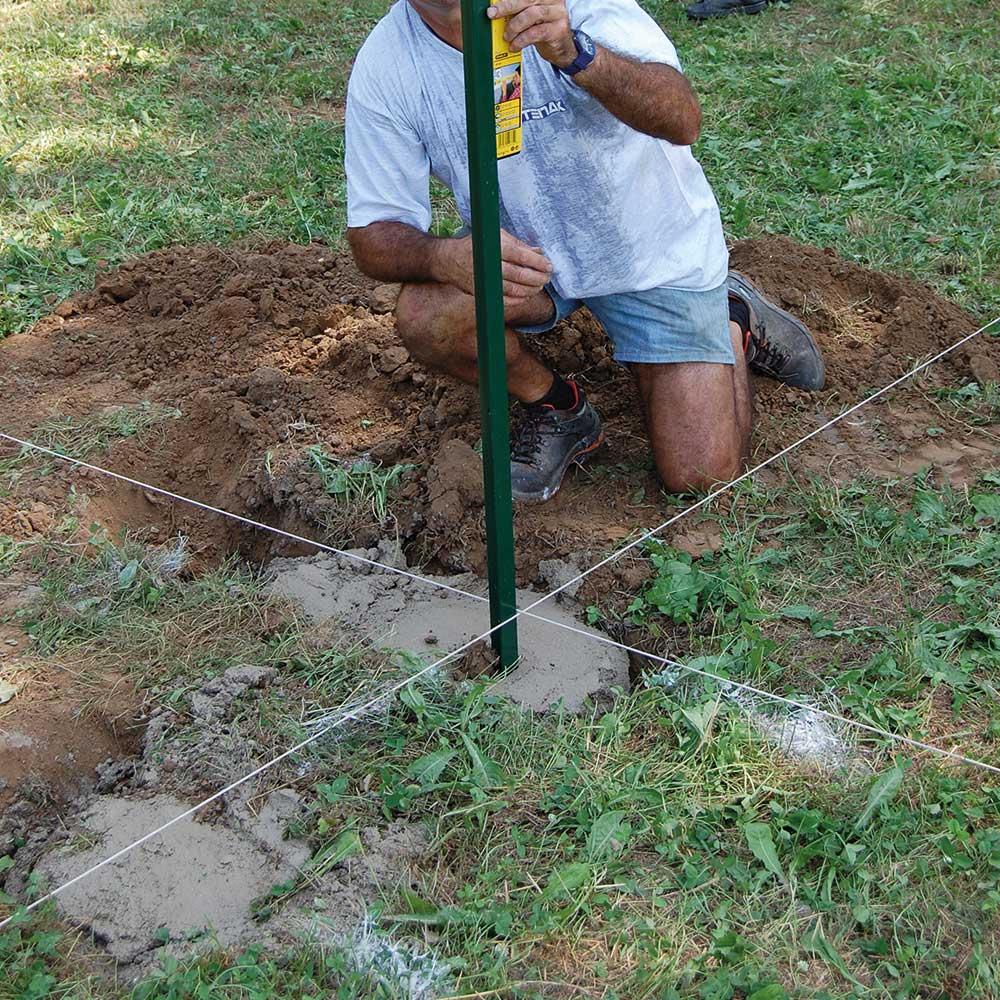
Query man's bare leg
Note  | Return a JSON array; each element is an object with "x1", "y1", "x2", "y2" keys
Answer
[
  {"x1": 395, "y1": 281, "x2": 555, "y2": 401},
  {"x1": 396, "y1": 280, "x2": 605, "y2": 502},
  {"x1": 630, "y1": 322, "x2": 752, "y2": 493}
]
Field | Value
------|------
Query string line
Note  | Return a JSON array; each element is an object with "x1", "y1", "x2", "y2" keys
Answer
[
  {"x1": 519, "y1": 608, "x2": 1000, "y2": 775},
  {"x1": 1, "y1": 315, "x2": 996, "y2": 928},
  {"x1": 0, "y1": 625, "x2": 493, "y2": 929},
  {"x1": 515, "y1": 315, "x2": 1000, "y2": 617},
  {"x1": 0, "y1": 432, "x2": 486, "y2": 604}
]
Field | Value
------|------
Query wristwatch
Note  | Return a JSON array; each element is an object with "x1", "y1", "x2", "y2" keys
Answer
[{"x1": 562, "y1": 30, "x2": 597, "y2": 77}]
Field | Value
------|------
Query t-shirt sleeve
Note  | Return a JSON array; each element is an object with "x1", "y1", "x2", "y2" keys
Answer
[
  {"x1": 345, "y1": 48, "x2": 433, "y2": 232},
  {"x1": 569, "y1": 0, "x2": 682, "y2": 70}
]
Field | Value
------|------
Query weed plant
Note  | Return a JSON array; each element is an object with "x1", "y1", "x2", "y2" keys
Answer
[{"x1": 308, "y1": 445, "x2": 413, "y2": 541}]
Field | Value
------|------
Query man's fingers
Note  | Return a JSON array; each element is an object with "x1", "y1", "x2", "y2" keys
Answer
[
  {"x1": 508, "y1": 22, "x2": 565, "y2": 52},
  {"x1": 505, "y1": 4, "x2": 559, "y2": 39},
  {"x1": 503, "y1": 246, "x2": 552, "y2": 275},
  {"x1": 503, "y1": 280, "x2": 536, "y2": 299},
  {"x1": 502, "y1": 261, "x2": 549, "y2": 291},
  {"x1": 500, "y1": 231, "x2": 552, "y2": 273},
  {"x1": 487, "y1": 0, "x2": 534, "y2": 19}
]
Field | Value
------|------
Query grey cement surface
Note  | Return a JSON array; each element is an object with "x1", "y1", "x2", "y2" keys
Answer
[
  {"x1": 268, "y1": 549, "x2": 630, "y2": 713},
  {"x1": 36, "y1": 789, "x2": 428, "y2": 974},
  {"x1": 36, "y1": 791, "x2": 306, "y2": 965},
  {"x1": 1, "y1": 730, "x2": 33, "y2": 749}
]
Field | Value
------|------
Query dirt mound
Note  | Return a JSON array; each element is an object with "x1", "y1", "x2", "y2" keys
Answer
[{"x1": 0, "y1": 237, "x2": 996, "y2": 580}]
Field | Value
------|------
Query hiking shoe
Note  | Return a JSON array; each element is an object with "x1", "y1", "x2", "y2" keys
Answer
[
  {"x1": 728, "y1": 271, "x2": 826, "y2": 391},
  {"x1": 686, "y1": 0, "x2": 767, "y2": 19},
  {"x1": 510, "y1": 389, "x2": 603, "y2": 503}
]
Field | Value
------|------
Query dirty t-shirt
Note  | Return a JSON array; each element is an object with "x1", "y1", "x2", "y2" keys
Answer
[{"x1": 345, "y1": 0, "x2": 728, "y2": 300}]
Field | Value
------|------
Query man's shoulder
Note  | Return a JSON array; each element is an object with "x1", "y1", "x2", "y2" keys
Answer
[{"x1": 352, "y1": 2, "x2": 412, "y2": 79}]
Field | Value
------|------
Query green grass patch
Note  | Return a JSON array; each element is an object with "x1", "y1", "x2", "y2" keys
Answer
[
  {"x1": 0, "y1": 403, "x2": 180, "y2": 495},
  {"x1": 3, "y1": 0, "x2": 998, "y2": 337},
  {"x1": 609, "y1": 471, "x2": 1000, "y2": 755},
  {"x1": 308, "y1": 445, "x2": 414, "y2": 541},
  {"x1": 30, "y1": 403, "x2": 181, "y2": 460},
  {"x1": 3, "y1": 477, "x2": 1000, "y2": 997}
]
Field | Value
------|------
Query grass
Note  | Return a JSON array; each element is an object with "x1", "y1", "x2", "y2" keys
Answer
[
  {"x1": 19, "y1": 529, "x2": 403, "y2": 721},
  {"x1": 932, "y1": 380, "x2": 1000, "y2": 430},
  {"x1": 0, "y1": 403, "x2": 180, "y2": 498},
  {"x1": 3, "y1": 481, "x2": 1000, "y2": 997},
  {"x1": 308, "y1": 445, "x2": 414, "y2": 541},
  {"x1": 2, "y1": 0, "x2": 1000, "y2": 996},
  {"x1": 30, "y1": 403, "x2": 182, "y2": 459},
  {"x1": 0, "y1": 0, "x2": 385, "y2": 335},
  {"x1": 0, "y1": 536, "x2": 27, "y2": 573},
  {"x1": 2, "y1": 0, "x2": 999, "y2": 337},
  {"x1": 614, "y1": 470, "x2": 1000, "y2": 757},
  {"x1": 0, "y1": 911, "x2": 451, "y2": 1000}
]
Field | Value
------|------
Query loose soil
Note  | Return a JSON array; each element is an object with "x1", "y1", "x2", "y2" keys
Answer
[
  {"x1": 1, "y1": 236, "x2": 997, "y2": 980},
  {"x1": 1, "y1": 236, "x2": 996, "y2": 590},
  {"x1": 0, "y1": 567, "x2": 144, "y2": 812},
  {"x1": 0, "y1": 666, "x2": 142, "y2": 811}
]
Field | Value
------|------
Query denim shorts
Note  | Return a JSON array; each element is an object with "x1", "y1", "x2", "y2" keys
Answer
[{"x1": 516, "y1": 281, "x2": 735, "y2": 366}]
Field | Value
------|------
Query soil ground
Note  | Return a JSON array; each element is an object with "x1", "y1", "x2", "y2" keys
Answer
[
  {"x1": 1, "y1": 237, "x2": 996, "y2": 589},
  {"x1": 1, "y1": 236, "x2": 998, "y2": 992},
  {"x1": 1, "y1": 235, "x2": 996, "y2": 813},
  {"x1": 0, "y1": 571, "x2": 144, "y2": 812}
]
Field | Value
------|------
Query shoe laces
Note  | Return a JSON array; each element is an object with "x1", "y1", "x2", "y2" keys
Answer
[
  {"x1": 511, "y1": 405, "x2": 556, "y2": 464},
  {"x1": 750, "y1": 322, "x2": 791, "y2": 373}
]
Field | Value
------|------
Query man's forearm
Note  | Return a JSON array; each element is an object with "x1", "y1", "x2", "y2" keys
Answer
[
  {"x1": 349, "y1": 222, "x2": 553, "y2": 303},
  {"x1": 347, "y1": 222, "x2": 450, "y2": 284},
  {"x1": 575, "y1": 46, "x2": 701, "y2": 146}
]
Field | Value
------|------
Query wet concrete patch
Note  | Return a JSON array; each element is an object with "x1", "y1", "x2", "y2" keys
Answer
[
  {"x1": 268, "y1": 548, "x2": 631, "y2": 713},
  {"x1": 36, "y1": 791, "x2": 307, "y2": 965}
]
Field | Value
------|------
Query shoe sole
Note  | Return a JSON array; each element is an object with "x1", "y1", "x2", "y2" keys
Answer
[
  {"x1": 728, "y1": 270, "x2": 826, "y2": 390},
  {"x1": 687, "y1": 1, "x2": 766, "y2": 18},
  {"x1": 512, "y1": 431, "x2": 605, "y2": 504}
]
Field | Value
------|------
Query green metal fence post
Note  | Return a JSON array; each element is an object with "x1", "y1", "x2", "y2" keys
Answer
[{"x1": 460, "y1": 0, "x2": 519, "y2": 669}]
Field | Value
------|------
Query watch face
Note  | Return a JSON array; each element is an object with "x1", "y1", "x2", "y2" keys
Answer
[{"x1": 579, "y1": 32, "x2": 596, "y2": 57}]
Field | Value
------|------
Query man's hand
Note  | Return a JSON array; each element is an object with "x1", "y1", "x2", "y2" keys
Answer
[
  {"x1": 487, "y1": 0, "x2": 576, "y2": 69},
  {"x1": 486, "y1": 0, "x2": 702, "y2": 145},
  {"x1": 434, "y1": 229, "x2": 553, "y2": 307}
]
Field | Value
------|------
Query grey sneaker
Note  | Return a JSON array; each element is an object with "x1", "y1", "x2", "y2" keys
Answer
[
  {"x1": 686, "y1": 0, "x2": 767, "y2": 18},
  {"x1": 728, "y1": 271, "x2": 826, "y2": 391},
  {"x1": 510, "y1": 392, "x2": 603, "y2": 503}
]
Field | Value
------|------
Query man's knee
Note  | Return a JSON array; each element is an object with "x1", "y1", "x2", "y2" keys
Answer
[
  {"x1": 395, "y1": 283, "x2": 474, "y2": 368},
  {"x1": 395, "y1": 284, "x2": 435, "y2": 354},
  {"x1": 658, "y1": 453, "x2": 742, "y2": 495}
]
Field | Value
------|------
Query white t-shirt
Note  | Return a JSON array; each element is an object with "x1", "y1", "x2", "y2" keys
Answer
[{"x1": 345, "y1": 0, "x2": 729, "y2": 299}]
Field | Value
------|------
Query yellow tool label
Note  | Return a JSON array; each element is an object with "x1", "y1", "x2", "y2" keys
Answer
[{"x1": 492, "y1": 17, "x2": 522, "y2": 159}]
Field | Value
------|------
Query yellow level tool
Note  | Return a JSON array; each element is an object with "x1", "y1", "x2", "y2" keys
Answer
[{"x1": 492, "y1": 17, "x2": 523, "y2": 159}]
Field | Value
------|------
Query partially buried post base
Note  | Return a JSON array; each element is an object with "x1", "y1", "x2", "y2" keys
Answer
[{"x1": 268, "y1": 550, "x2": 630, "y2": 714}]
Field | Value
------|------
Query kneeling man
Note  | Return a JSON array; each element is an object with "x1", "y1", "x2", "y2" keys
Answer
[{"x1": 345, "y1": 0, "x2": 825, "y2": 501}]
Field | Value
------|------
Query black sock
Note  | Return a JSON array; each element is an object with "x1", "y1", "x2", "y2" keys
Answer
[
  {"x1": 530, "y1": 374, "x2": 579, "y2": 411},
  {"x1": 728, "y1": 295, "x2": 751, "y2": 337}
]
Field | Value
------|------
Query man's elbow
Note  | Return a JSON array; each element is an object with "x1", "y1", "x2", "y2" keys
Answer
[
  {"x1": 673, "y1": 100, "x2": 702, "y2": 146},
  {"x1": 346, "y1": 227, "x2": 377, "y2": 277}
]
